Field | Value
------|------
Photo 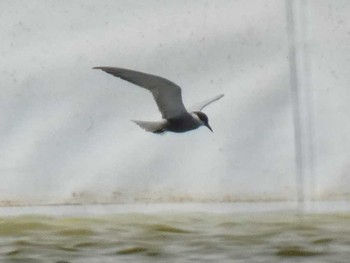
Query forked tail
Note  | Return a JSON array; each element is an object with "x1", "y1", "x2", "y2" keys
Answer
[{"x1": 132, "y1": 120, "x2": 166, "y2": 133}]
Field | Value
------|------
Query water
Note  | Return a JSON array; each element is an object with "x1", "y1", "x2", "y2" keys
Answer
[{"x1": 1, "y1": 209, "x2": 350, "y2": 262}]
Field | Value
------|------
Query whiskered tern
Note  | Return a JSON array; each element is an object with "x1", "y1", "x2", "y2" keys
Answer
[{"x1": 93, "y1": 67, "x2": 224, "y2": 133}]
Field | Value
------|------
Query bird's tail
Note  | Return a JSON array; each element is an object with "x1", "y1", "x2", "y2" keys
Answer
[{"x1": 132, "y1": 120, "x2": 166, "y2": 133}]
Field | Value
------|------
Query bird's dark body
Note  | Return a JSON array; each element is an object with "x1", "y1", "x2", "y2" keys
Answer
[{"x1": 157, "y1": 114, "x2": 200, "y2": 133}]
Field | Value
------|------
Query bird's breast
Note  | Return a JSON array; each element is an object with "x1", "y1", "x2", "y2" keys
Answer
[{"x1": 166, "y1": 114, "x2": 201, "y2": 133}]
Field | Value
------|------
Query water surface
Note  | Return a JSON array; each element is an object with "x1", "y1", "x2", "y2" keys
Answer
[{"x1": 1, "y1": 210, "x2": 350, "y2": 262}]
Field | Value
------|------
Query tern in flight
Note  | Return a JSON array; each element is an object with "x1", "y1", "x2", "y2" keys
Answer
[{"x1": 93, "y1": 67, "x2": 224, "y2": 133}]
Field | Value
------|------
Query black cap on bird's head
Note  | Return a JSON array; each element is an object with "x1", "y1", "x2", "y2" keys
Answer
[{"x1": 194, "y1": 111, "x2": 213, "y2": 132}]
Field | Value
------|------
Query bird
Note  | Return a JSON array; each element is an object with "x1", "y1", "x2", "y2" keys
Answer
[{"x1": 93, "y1": 66, "x2": 224, "y2": 133}]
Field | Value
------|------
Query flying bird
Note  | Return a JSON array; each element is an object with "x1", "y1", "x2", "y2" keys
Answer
[{"x1": 93, "y1": 67, "x2": 224, "y2": 133}]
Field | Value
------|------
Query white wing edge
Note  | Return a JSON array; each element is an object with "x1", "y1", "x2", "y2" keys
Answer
[
  {"x1": 132, "y1": 120, "x2": 167, "y2": 133},
  {"x1": 189, "y1": 94, "x2": 224, "y2": 112}
]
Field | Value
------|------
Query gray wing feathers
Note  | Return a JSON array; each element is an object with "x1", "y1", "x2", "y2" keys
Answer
[
  {"x1": 189, "y1": 94, "x2": 224, "y2": 112},
  {"x1": 93, "y1": 67, "x2": 188, "y2": 119}
]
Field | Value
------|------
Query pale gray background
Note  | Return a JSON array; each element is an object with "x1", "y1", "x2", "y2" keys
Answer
[{"x1": 0, "y1": 0, "x2": 349, "y2": 205}]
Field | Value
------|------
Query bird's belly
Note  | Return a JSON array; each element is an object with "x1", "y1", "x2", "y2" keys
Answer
[{"x1": 166, "y1": 117, "x2": 200, "y2": 133}]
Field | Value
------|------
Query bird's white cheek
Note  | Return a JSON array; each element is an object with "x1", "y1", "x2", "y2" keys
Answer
[
  {"x1": 191, "y1": 113, "x2": 204, "y2": 126},
  {"x1": 191, "y1": 113, "x2": 200, "y2": 122}
]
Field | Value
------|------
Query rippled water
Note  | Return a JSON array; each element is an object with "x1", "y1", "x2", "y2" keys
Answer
[{"x1": 0, "y1": 212, "x2": 350, "y2": 262}]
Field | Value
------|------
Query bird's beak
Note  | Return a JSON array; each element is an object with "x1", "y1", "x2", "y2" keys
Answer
[{"x1": 206, "y1": 123, "x2": 213, "y2": 132}]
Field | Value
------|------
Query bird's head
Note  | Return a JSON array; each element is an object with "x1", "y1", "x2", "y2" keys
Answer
[{"x1": 193, "y1": 111, "x2": 213, "y2": 132}]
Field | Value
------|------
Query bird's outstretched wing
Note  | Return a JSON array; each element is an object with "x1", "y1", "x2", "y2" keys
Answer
[
  {"x1": 93, "y1": 67, "x2": 188, "y2": 119},
  {"x1": 189, "y1": 94, "x2": 224, "y2": 112}
]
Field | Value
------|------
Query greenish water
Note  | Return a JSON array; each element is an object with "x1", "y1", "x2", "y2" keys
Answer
[{"x1": 0, "y1": 212, "x2": 350, "y2": 262}]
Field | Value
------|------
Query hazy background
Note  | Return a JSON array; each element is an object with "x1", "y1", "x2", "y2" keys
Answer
[{"x1": 0, "y1": 0, "x2": 349, "y2": 205}]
